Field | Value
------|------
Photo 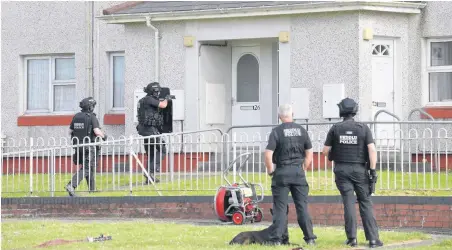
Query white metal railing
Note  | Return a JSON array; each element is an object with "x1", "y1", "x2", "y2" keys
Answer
[{"x1": 1, "y1": 122, "x2": 451, "y2": 197}]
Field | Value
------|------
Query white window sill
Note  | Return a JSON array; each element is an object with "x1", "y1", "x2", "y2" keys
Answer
[
  {"x1": 423, "y1": 102, "x2": 452, "y2": 107},
  {"x1": 22, "y1": 111, "x2": 76, "y2": 116},
  {"x1": 108, "y1": 108, "x2": 125, "y2": 114}
]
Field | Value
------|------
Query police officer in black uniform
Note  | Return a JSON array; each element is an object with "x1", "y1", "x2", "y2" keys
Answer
[
  {"x1": 136, "y1": 82, "x2": 168, "y2": 184},
  {"x1": 265, "y1": 104, "x2": 317, "y2": 246},
  {"x1": 65, "y1": 97, "x2": 106, "y2": 197},
  {"x1": 322, "y1": 98, "x2": 383, "y2": 248}
]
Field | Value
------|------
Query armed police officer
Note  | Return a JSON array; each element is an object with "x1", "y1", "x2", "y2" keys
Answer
[
  {"x1": 136, "y1": 82, "x2": 168, "y2": 184},
  {"x1": 66, "y1": 97, "x2": 106, "y2": 197},
  {"x1": 322, "y1": 98, "x2": 383, "y2": 248},
  {"x1": 265, "y1": 104, "x2": 317, "y2": 246}
]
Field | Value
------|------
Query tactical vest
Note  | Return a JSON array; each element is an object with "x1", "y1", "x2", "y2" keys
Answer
[
  {"x1": 272, "y1": 123, "x2": 305, "y2": 167},
  {"x1": 137, "y1": 96, "x2": 163, "y2": 127},
  {"x1": 330, "y1": 120, "x2": 368, "y2": 164},
  {"x1": 71, "y1": 112, "x2": 94, "y2": 144}
]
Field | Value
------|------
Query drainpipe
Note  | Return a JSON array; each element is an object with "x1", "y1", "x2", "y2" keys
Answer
[
  {"x1": 86, "y1": 1, "x2": 94, "y2": 97},
  {"x1": 146, "y1": 16, "x2": 159, "y2": 82},
  {"x1": 95, "y1": 5, "x2": 100, "y2": 115}
]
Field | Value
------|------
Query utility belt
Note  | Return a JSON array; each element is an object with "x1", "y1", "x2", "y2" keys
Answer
[
  {"x1": 334, "y1": 161, "x2": 366, "y2": 166},
  {"x1": 276, "y1": 160, "x2": 304, "y2": 169}
]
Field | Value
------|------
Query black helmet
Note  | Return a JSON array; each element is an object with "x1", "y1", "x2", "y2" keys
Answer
[
  {"x1": 337, "y1": 97, "x2": 358, "y2": 117},
  {"x1": 144, "y1": 82, "x2": 161, "y2": 97},
  {"x1": 79, "y1": 97, "x2": 96, "y2": 112}
]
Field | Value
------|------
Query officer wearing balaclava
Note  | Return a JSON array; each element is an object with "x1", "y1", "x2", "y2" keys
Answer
[
  {"x1": 66, "y1": 97, "x2": 106, "y2": 197},
  {"x1": 136, "y1": 82, "x2": 168, "y2": 184},
  {"x1": 322, "y1": 97, "x2": 383, "y2": 248}
]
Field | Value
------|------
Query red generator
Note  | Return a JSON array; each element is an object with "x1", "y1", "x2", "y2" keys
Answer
[{"x1": 214, "y1": 152, "x2": 264, "y2": 225}]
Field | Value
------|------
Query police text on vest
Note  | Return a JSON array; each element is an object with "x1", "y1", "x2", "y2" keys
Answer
[
  {"x1": 339, "y1": 135, "x2": 358, "y2": 144},
  {"x1": 283, "y1": 128, "x2": 302, "y2": 137},
  {"x1": 74, "y1": 123, "x2": 85, "y2": 129}
]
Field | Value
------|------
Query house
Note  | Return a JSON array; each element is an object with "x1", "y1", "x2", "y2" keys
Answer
[{"x1": 2, "y1": 1, "x2": 452, "y2": 147}]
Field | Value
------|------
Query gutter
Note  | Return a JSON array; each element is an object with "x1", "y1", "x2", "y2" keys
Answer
[
  {"x1": 96, "y1": 1, "x2": 427, "y2": 23},
  {"x1": 146, "y1": 16, "x2": 159, "y2": 82}
]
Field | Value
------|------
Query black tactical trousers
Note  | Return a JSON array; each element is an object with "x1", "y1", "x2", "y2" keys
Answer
[
  {"x1": 143, "y1": 136, "x2": 166, "y2": 181},
  {"x1": 69, "y1": 146, "x2": 98, "y2": 191},
  {"x1": 269, "y1": 166, "x2": 317, "y2": 243},
  {"x1": 334, "y1": 163, "x2": 380, "y2": 241}
]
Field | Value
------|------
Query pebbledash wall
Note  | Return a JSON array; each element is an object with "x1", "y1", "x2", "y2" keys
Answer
[
  {"x1": 3, "y1": 1, "x2": 452, "y2": 144},
  {"x1": 2, "y1": 196, "x2": 452, "y2": 230}
]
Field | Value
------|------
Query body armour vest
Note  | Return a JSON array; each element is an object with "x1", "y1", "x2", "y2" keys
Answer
[
  {"x1": 272, "y1": 123, "x2": 305, "y2": 167},
  {"x1": 71, "y1": 112, "x2": 94, "y2": 144},
  {"x1": 137, "y1": 96, "x2": 163, "y2": 127},
  {"x1": 330, "y1": 120, "x2": 368, "y2": 164}
]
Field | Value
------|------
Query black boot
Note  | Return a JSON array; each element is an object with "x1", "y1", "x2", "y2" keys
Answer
[
  {"x1": 369, "y1": 239, "x2": 384, "y2": 248},
  {"x1": 305, "y1": 239, "x2": 316, "y2": 245},
  {"x1": 144, "y1": 174, "x2": 160, "y2": 184},
  {"x1": 65, "y1": 184, "x2": 76, "y2": 197},
  {"x1": 345, "y1": 238, "x2": 358, "y2": 247}
]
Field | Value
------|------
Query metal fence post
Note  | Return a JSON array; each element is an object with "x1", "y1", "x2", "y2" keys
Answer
[
  {"x1": 168, "y1": 135, "x2": 174, "y2": 182},
  {"x1": 29, "y1": 137, "x2": 33, "y2": 196},
  {"x1": 128, "y1": 135, "x2": 134, "y2": 195},
  {"x1": 50, "y1": 148, "x2": 55, "y2": 197},
  {"x1": 232, "y1": 133, "x2": 237, "y2": 184}
]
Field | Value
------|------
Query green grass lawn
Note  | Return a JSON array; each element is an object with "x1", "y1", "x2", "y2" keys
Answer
[
  {"x1": 396, "y1": 239, "x2": 452, "y2": 250},
  {"x1": 2, "y1": 170, "x2": 451, "y2": 197},
  {"x1": 1, "y1": 220, "x2": 431, "y2": 250}
]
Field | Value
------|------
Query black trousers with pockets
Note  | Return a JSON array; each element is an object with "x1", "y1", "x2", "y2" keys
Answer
[
  {"x1": 269, "y1": 166, "x2": 317, "y2": 243},
  {"x1": 70, "y1": 146, "x2": 98, "y2": 191},
  {"x1": 334, "y1": 163, "x2": 380, "y2": 241}
]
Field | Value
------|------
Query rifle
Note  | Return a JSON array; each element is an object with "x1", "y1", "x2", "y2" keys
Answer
[
  {"x1": 160, "y1": 94, "x2": 176, "y2": 101},
  {"x1": 87, "y1": 234, "x2": 112, "y2": 242}
]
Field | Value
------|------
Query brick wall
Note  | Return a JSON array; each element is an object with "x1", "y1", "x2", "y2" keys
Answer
[{"x1": 2, "y1": 196, "x2": 451, "y2": 230}]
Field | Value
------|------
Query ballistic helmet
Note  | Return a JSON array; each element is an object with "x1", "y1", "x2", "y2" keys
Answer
[
  {"x1": 144, "y1": 82, "x2": 161, "y2": 97},
  {"x1": 80, "y1": 97, "x2": 96, "y2": 112},
  {"x1": 337, "y1": 97, "x2": 358, "y2": 117}
]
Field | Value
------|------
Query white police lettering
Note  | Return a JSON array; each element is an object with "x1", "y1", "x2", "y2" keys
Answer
[
  {"x1": 339, "y1": 135, "x2": 358, "y2": 144},
  {"x1": 283, "y1": 128, "x2": 302, "y2": 137},
  {"x1": 74, "y1": 123, "x2": 84, "y2": 129}
]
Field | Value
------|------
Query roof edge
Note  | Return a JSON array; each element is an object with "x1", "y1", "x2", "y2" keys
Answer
[
  {"x1": 102, "y1": 1, "x2": 144, "y2": 15},
  {"x1": 98, "y1": 1, "x2": 427, "y2": 23}
]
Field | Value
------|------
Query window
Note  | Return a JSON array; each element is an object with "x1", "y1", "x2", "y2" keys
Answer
[
  {"x1": 110, "y1": 52, "x2": 125, "y2": 110},
  {"x1": 236, "y1": 54, "x2": 260, "y2": 103},
  {"x1": 427, "y1": 39, "x2": 452, "y2": 104},
  {"x1": 25, "y1": 55, "x2": 76, "y2": 113}
]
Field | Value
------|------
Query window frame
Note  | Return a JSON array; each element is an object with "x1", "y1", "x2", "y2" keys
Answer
[
  {"x1": 109, "y1": 52, "x2": 125, "y2": 113},
  {"x1": 424, "y1": 38, "x2": 452, "y2": 107},
  {"x1": 23, "y1": 55, "x2": 76, "y2": 114}
]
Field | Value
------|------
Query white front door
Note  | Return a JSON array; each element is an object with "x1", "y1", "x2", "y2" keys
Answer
[
  {"x1": 231, "y1": 46, "x2": 262, "y2": 139},
  {"x1": 371, "y1": 39, "x2": 398, "y2": 148}
]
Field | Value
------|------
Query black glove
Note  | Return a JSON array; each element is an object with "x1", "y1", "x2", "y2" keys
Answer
[
  {"x1": 369, "y1": 169, "x2": 377, "y2": 181},
  {"x1": 103, "y1": 134, "x2": 108, "y2": 141},
  {"x1": 369, "y1": 169, "x2": 377, "y2": 195}
]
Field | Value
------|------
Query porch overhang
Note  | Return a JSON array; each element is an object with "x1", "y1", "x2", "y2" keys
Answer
[{"x1": 97, "y1": 1, "x2": 426, "y2": 24}]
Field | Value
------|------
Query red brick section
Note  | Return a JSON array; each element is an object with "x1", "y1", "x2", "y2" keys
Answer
[
  {"x1": 2, "y1": 202, "x2": 451, "y2": 230},
  {"x1": 421, "y1": 107, "x2": 452, "y2": 119},
  {"x1": 103, "y1": 114, "x2": 125, "y2": 125},
  {"x1": 17, "y1": 115, "x2": 74, "y2": 126}
]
